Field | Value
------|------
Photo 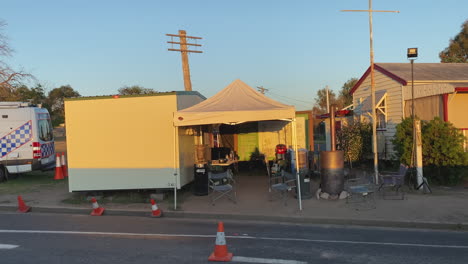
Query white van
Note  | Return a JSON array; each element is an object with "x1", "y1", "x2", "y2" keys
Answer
[{"x1": 0, "y1": 102, "x2": 55, "y2": 181}]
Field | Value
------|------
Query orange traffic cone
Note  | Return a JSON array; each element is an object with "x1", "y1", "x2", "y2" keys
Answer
[
  {"x1": 90, "y1": 197, "x2": 105, "y2": 216},
  {"x1": 150, "y1": 199, "x2": 162, "y2": 217},
  {"x1": 61, "y1": 152, "x2": 68, "y2": 178},
  {"x1": 17, "y1": 195, "x2": 31, "y2": 213},
  {"x1": 208, "y1": 222, "x2": 233, "y2": 262},
  {"x1": 54, "y1": 153, "x2": 64, "y2": 180}
]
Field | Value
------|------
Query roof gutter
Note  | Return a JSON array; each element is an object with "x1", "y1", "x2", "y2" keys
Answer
[{"x1": 409, "y1": 80, "x2": 468, "y2": 85}]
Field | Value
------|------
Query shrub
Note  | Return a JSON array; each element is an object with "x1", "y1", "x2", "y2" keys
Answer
[
  {"x1": 422, "y1": 117, "x2": 467, "y2": 166},
  {"x1": 392, "y1": 117, "x2": 415, "y2": 166},
  {"x1": 393, "y1": 117, "x2": 468, "y2": 185},
  {"x1": 337, "y1": 121, "x2": 372, "y2": 167}
]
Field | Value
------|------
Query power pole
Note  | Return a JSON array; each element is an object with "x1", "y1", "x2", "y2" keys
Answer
[
  {"x1": 166, "y1": 30, "x2": 203, "y2": 91},
  {"x1": 257, "y1": 86, "x2": 269, "y2": 94},
  {"x1": 342, "y1": 1, "x2": 399, "y2": 185}
]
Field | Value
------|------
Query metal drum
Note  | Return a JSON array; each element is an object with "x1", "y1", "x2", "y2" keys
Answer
[{"x1": 320, "y1": 150, "x2": 344, "y2": 195}]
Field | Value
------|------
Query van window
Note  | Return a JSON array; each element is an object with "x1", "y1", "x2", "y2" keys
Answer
[{"x1": 38, "y1": 118, "x2": 54, "y2": 141}]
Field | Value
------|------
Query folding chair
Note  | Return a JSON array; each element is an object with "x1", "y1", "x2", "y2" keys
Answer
[
  {"x1": 208, "y1": 169, "x2": 237, "y2": 205},
  {"x1": 345, "y1": 171, "x2": 376, "y2": 210},
  {"x1": 378, "y1": 164, "x2": 408, "y2": 200},
  {"x1": 269, "y1": 169, "x2": 296, "y2": 205}
]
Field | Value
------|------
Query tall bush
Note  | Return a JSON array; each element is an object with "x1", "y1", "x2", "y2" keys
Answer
[
  {"x1": 423, "y1": 118, "x2": 468, "y2": 185},
  {"x1": 337, "y1": 121, "x2": 372, "y2": 167},
  {"x1": 422, "y1": 117, "x2": 467, "y2": 166},
  {"x1": 392, "y1": 117, "x2": 415, "y2": 166},
  {"x1": 393, "y1": 117, "x2": 468, "y2": 185}
]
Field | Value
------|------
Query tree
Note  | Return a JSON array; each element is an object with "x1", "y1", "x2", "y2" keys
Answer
[
  {"x1": 47, "y1": 85, "x2": 80, "y2": 126},
  {"x1": 118, "y1": 85, "x2": 157, "y2": 95},
  {"x1": 338, "y1": 78, "x2": 358, "y2": 107},
  {"x1": 312, "y1": 87, "x2": 337, "y2": 114},
  {"x1": 15, "y1": 84, "x2": 47, "y2": 105},
  {"x1": 0, "y1": 20, "x2": 32, "y2": 100},
  {"x1": 439, "y1": 19, "x2": 468, "y2": 63}
]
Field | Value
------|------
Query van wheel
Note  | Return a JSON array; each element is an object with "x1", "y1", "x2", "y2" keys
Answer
[{"x1": 0, "y1": 168, "x2": 7, "y2": 182}]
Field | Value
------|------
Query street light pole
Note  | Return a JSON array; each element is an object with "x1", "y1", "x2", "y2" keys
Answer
[
  {"x1": 407, "y1": 47, "x2": 421, "y2": 190},
  {"x1": 342, "y1": 0, "x2": 399, "y2": 184},
  {"x1": 411, "y1": 59, "x2": 414, "y2": 118},
  {"x1": 411, "y1": 59, "x2": 416, "y2": 186}
]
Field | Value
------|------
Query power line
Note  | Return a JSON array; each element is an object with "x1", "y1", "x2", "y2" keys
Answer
[
  {"x1": 254, "y1": 85, "x2": 315, "y2": 105},
  {"x1": 268, "y1": 94, "x2": 311, "y2": 109},
  {"x1": 267, "y1": 90, "x2": 313, "y2": 105}
]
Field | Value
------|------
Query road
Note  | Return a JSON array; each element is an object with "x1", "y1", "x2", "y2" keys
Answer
[{"x1": 0, "y1": 212, "x2": 467, "y2": 264}]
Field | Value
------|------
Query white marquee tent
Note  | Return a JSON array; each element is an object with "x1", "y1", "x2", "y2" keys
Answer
[{"x1": 172, "y1": 79, "x2": 304, "y2": 210}]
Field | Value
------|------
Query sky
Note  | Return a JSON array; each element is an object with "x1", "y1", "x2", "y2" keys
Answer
[{"x1": 1, "y1": 0, "x2": 467, "y2": 110}]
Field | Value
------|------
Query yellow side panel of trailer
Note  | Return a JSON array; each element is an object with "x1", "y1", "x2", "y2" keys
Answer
[{"x1": 65, "y1": 96, "x2": 177, "y2": 169}]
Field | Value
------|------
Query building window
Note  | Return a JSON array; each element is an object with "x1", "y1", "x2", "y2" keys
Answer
[{"x1": 376, "y1": 95, "x2": 387, "y2": 130}]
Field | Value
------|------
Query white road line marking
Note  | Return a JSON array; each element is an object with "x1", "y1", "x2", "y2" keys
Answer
[
  {"x1": 1, "y1": 229, "x2": 467, "y2": 249},
  {"x1": 233, "y1": 256, "x2": 307, "y2": 264},
  {"x1": 253, "y1": 236, "x2": 468, "y2": 249},
  {"x1": 0, "y1": 229, "x2": 220, "y2": 238},
  {"x1": 0, "y1": 244, "x2": 19, "y2": 249}
]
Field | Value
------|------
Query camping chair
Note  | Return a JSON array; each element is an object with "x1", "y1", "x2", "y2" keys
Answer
[
  {"x1": 345, "y1": 171, "x2": 376, "y2": 210},
  {"x1": 208, "y1": 169, "x2": 237, "y2": 205},
  {"x1": 378, "y1": 164, "x2": 408, "y2": 200},
  {"x1": 269, "y1": 168, "x2": 297, "y2": 205}
]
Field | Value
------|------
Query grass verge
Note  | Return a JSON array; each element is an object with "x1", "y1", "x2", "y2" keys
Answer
[{"x1": 0, "y1": 171, "x2": 66, "y2": 195}]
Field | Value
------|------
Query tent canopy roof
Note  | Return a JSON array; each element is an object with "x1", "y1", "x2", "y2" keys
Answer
[{"x1": 174, "y1": 79, "x2": 295, "y2": 126}]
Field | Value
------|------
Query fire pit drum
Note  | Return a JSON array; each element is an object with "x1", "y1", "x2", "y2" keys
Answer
[{"x1": 320, "y1": 150, "x2": 344, "y2": 195}]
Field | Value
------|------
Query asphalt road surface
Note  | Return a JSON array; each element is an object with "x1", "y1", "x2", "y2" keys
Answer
[{"x1": 0, "y1": 212, "x2": 467, "y2": 264}]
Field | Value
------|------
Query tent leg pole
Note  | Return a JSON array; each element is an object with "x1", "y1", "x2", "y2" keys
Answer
[
  {"x1": 173, "y1": 124, "x2": 179, "y2": 211},
  {"x1": 174, "y1": 185, "x2": 177, "y2": 210},
  {"x1": 292, "y1": 118, "x2": 302, "y2": 211}
]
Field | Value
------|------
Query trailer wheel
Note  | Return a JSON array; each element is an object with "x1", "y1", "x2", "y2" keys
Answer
[{"x1": 0, "y1": 167, "x2": 7, "y2": 182}]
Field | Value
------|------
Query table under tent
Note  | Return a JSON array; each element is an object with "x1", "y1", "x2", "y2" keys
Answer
[{"x1": 172, "y1": 79, "x2": 305, "y2": 210}]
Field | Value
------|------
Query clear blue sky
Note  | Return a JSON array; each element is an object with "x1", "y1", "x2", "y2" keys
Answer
[{"x1": 2, "y1": 0, "x2": 467, "y2": 110}]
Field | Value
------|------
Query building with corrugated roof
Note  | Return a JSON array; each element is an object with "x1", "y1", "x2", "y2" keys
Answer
[{"x1": 351, "y1": 63, "x2": 468, "y2": 159}]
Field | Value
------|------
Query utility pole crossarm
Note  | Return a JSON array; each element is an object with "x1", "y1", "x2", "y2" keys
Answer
[
  {"x1": 256, "y1": 86, "x2": 269, "y2": 94},
  {"x1": 167, "y1": 41, "x2": 202, "y2": 47},
  {"x1": 341, "y1": 10, "x2": 399, "y2": 13},
  {"x1": 166, "y1": 30, "x2": 203, "y2": 91},
  {"x1": 168, "y1": 49, "x2": 203, "y2": 53},
  {"x1": 166, "y1": 33, "x2": 202, "y2": 39}
]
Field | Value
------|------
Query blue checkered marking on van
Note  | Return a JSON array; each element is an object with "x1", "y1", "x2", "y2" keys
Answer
[
  {"x1": 41, "y1": 142, "x2": 55, "y2": 158},
  {"x1": 0, "y1": 121, "x2": 32, "y2": 158}
]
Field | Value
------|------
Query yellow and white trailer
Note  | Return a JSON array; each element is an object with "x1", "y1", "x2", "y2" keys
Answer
[{"x1": 64, "y1": 92, "x2": 205, "y2": 193}]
